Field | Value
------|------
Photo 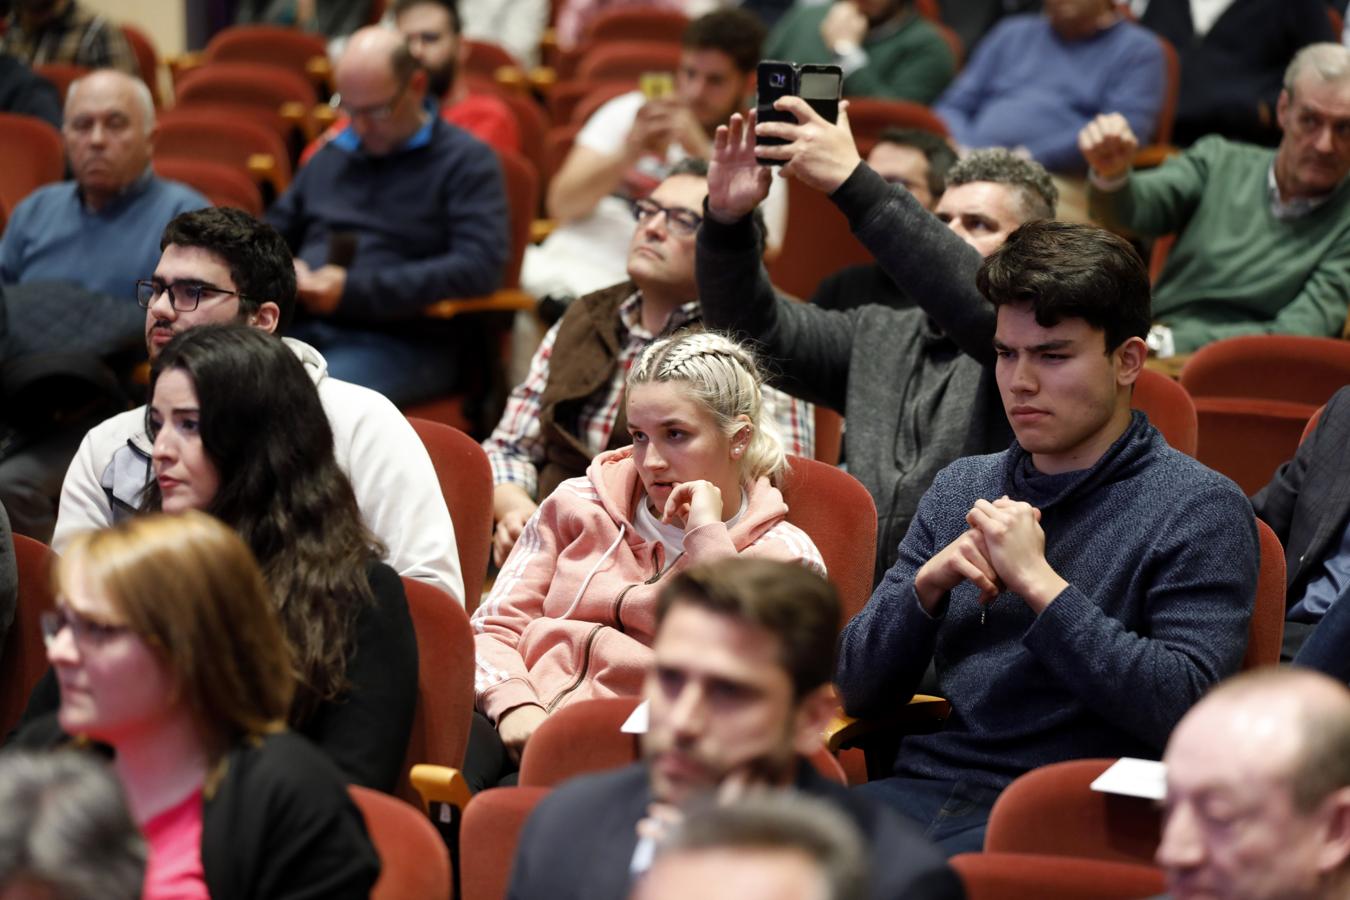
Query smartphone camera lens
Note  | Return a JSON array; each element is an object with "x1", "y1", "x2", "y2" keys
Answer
[{"x1": 770, "y1": 72, "x2": 787, "y2": 88}]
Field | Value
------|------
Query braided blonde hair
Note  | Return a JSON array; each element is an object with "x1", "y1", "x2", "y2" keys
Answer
[{"x1": 627, "y1": 331, "x2": 789, "y2": 485}]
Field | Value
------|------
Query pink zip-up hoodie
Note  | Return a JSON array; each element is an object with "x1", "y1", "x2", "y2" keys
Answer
[{"x1": 472, "y1": 447, "x2": 825, "y2": 724}]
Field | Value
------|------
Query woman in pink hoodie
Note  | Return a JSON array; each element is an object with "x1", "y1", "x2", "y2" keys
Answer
[{"x1": 469, "y1": 332, "x2": 825, "y2": 787}]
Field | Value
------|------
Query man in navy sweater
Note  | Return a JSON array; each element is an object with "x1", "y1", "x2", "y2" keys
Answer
[
  {"x1": 836, "y1": 220, "x2": 1259, "y2": 855},
  {"x1": 267, "y1": 25, "x2": 507, "y2": 406}
]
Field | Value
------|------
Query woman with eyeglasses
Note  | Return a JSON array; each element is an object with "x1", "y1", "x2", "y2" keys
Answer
[
  {"x1": 43, "y1": 510, "x2": 379, "y2": 898},
  {"x1": 469, "y1": 331, "x2": 825, "y2": 789}
]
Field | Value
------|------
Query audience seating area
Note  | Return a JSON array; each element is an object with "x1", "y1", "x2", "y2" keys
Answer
[{"x1": 3, "y1": 5, "x2": 1349, "y2": 899}]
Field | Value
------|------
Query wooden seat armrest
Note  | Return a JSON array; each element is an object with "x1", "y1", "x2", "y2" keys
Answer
[
  {"x1": 823, "y1": 694, "x2": 950, "y2": 753},
  {"x1": 530, "y1": 218, "x2": 556, "y2": 243},
  {"x1": 279, "y1": 101, "x2": 315, "y2": 140},
  {"x1": 245, "y1": 153, "x2": 285, "y2": 196},
  {"x1": 409, "y1": 764, "x2": 473, "y2": 817},
  {"x1": 529, "y1": 66, "x2": 558, "y2": 92},
  {"x1": 495, "y1": 66, "x2": 528, "y2": 91},
  {"x1": 1133, "y1": 144, "x2": 1179, "y2": 169},
  {"x1": 305, "y1": 55, "x2": 333, "y2": 89},
  {"x1": 311, "y1": 103, "x2": 338, "y2": 130},
  {"x1": 167, "y1": 51, "x2": 204, "y2": 83},
  {"x1": 424, "y1": 288, "x2": 537, "y2": 321}
]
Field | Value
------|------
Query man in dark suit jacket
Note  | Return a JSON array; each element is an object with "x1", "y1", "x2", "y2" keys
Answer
[
  {"x1": 506, "y1": 559, "x2": 961, "y2": 900},
  {"x1": 1252, "y1": 384, "x2": 1350, "y2": 671}
]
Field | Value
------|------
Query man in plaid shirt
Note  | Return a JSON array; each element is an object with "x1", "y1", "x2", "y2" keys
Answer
[
  {"x1": 484, "y1": 160, "x2": 813, "y2": 564},
  {"x1": 1, "y1": 0, "x2": 138, "y2": 75}
]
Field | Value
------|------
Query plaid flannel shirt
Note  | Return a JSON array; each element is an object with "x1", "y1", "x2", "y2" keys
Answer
[
  {"x1": 485, "y1": 293, "x2": 814, "y2": 497},
  {"x1": 2, "y1": 2, "x2": 138, "y2": 74}
]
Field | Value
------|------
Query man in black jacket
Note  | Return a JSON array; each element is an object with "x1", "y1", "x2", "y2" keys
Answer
[
  {"x1": 1252, "y1": 385, "x2": 1350, "y2": 670},
  {"x1": 507, "y1": 559, "x2": 960, "y2": 900}
]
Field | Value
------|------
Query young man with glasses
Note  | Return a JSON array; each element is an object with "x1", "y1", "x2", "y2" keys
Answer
[
  {"x1": 482, "y1": 161, "x2": 812, "y2": 566},
  {"x1": 51, "y1": 207, "x2": 465, "y2": 605},
  {"x1": 264, "y1": 25, "x2": 507, "y2": 406}
]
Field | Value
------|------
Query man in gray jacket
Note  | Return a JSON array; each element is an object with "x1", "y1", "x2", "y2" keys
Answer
[{"x1": 697, "y1": 99, "x2": 1056, "y2": 579}]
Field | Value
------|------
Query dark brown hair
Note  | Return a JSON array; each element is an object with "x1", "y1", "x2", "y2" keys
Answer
[
  {"x1": 143, "y1": 325, "x2": 383, "y2": 724},
  {"x1": 657, "y1": 558, "x2": 838, "y2": 699},
  {"x1": 977, "y1": 220, "x2": 1151, "y2": 352}
]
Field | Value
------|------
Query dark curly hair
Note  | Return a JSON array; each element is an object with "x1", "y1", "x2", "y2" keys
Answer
[
  {"x1": 977, "y1": 220, "x2": 1151, "y2": 352},
  {"x1": 947, "y1": 148, "x2": 1058, "y2": 222},
  {"x1": 160, "y1": 207, "x2": 298, "y2": 331},
  {"x1": 142, "y1": 324, "x2": 385, "y2": 723},
  {"x1": 683, "y1": 8, "x2": 765, "y2": 74}
]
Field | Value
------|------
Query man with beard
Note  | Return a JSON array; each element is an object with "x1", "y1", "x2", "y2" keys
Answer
[
  {"x1": 301, "y1": 0, "x2": 520, "y2": 161},
  {"x1": 506, "y1": 559, "x2": 961, "y2": 900}
]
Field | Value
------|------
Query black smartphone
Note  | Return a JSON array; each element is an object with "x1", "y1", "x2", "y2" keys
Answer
[
  {"x1": 755, "y1": 60, "x2": 797, "y2": 166},
  {"x1": 798, "y1": 63, "x2": 843, "y2": 125},
  {"x1": 754, "y1": 61, "x2": 843, "y2": 166}
]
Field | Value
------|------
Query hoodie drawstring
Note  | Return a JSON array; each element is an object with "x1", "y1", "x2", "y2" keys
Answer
[{"x1": 560, "y1": 524, "x2": 625, "y2": 620}]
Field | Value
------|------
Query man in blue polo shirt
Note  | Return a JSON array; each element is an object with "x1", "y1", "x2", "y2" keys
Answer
[
  {"x1": 266, "y1": 25, "x2": 508, "y2": 406},
  {"x1": 0, "y1": 68, "x2": 206, "y2": 343},
  {"x1": 0, "y1": 68, "x2": 205, "y2": 541}
]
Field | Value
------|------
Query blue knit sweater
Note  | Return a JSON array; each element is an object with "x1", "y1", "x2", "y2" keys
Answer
[
  {"x1": 267, "y1": 116, "x2": 507, "y2": 321},
  {"x1": 837, "y1": 412, "x2": 1258, "y2": 790},
  {"x1": 0, "y1": 172, "x2": 207, "y2": 298},
  {"x1": 934, "y1": 15, "x2": 1165, "y2": 173}
]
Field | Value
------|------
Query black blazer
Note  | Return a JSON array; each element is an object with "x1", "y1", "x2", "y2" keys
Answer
[
  {"x1": 507, "y1": 761, "x2": 965, "y2": 900},
  {"x1": 1252, "y1": 385, "x2": 1350, "y2": 609}
]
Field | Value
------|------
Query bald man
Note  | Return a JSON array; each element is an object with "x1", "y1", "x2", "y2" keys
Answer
[
  {"x1": 1, "y1": 69, "x2": 206, "y2": 300},
  {"x1": 0, "y1": 68, "x2": 206, "y2": 541},
  {"x1": 1158, "y1": 669, "x2": 1350, "y2": 900},
  {"x1": 266, "y1": 25, "x2": 508, "y2": 406}
]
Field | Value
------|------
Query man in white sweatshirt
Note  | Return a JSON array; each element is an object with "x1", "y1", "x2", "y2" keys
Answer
[{"x1": 51, "y1": 207, "x2": 465, "y2": 604}]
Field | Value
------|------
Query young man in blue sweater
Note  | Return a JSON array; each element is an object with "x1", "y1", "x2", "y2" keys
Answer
[{"x1": 836, "y1": 220, "x2": 1260, "y2": 855}]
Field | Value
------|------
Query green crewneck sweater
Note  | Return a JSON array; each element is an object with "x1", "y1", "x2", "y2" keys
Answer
[
  {"x1": 764, "y1": 5, "x2": 954, "y2": 103},
  {"x1": 1089, "y1": 135, "x2": 1350, "y2": 353}
]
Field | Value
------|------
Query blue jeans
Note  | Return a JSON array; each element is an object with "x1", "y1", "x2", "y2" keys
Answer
[
  {"x1": 288, "y1": 320, "x2": 460, "y2": 407},
  {"x1": 854, "y1": 776, "x2": 1000, "y2": 856},
  {"x1": 1292, "y1": 587, "x2": 1350, "y2": 685}
]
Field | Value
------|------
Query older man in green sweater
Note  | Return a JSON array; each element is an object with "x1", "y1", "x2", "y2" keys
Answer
[{"x1": 1080, "y1": 42, "x2": 1350, "y2": 355}]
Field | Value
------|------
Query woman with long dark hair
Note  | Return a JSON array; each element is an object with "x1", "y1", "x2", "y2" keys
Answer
[{"x1": 140, "y1": 324, "x2": 417, "y2": 791}]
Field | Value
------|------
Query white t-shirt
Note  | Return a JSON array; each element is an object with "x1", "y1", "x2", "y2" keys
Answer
[
  {"x1": 1129, "y1": 0, "x2": 1237, "y2": 36},
  {"x1": 632, "y1": 488, "x2": 748, "y2": 563}
]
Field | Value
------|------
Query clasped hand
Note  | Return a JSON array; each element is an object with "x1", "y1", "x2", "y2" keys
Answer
[{"x1": 914, "y1": 497, "x2": 1067, "y2": 615}]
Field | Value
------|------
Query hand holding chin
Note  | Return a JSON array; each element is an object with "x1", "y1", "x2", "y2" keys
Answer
[{"x1": 662, "y1": 480, "x2": 724, "y2": 531}]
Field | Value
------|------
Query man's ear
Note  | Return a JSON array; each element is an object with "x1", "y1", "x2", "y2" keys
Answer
[
  {"x1": 1276, "y1": 88, "x2": 1292, "y2": 132},
  {"x1": 1316, "y1": 786, "x2": 1350, "y2": 875},
  {"x1": 248, "y1": 301, "x2": 281, "y2": 334},
  {"x1": 791, "y1": 684, "x2": 837, "y2": 757},
  {"x1": 1114, "y1": 335, "x2": 1147, "y2": 387}
]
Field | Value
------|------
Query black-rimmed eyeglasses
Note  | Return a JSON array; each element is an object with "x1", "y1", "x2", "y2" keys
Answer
[
  {"x1": 135, "y1": 279, "x2": 246, "y2": 312},
  {"x1": 631, "y1": 198, "x2": 703, "y2": 236}
]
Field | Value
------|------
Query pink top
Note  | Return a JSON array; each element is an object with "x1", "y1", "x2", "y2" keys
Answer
[{"x1": 141, "y1": 787, "x2": 209, "y2": 900}]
